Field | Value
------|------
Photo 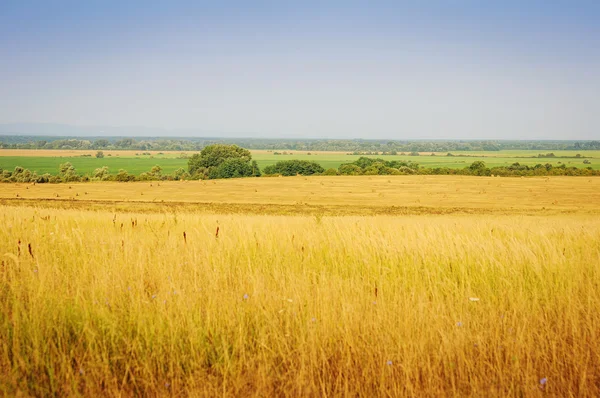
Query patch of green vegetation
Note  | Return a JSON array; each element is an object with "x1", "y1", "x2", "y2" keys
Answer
[
  {"x1": 1, "y1": 150, "x2": 599, "y2": 176},
  {"x1": 0, "y1": 156, "x2": 188, "y2": 175},
  {"x1": 251, "y1": 151, "x2": 600, "y2": 170}
]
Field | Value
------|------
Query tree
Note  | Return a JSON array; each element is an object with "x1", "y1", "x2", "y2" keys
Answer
[
  {"x1": 353, "y1": 157, "x2": 380, "y2": 169},
  {"x1": 92, "y1": 139, "x2": 110, "y2": 148},
  {"x1": 209, "y1": 158, "x2": 254, "y2": 179},
  {"x1": 172, "y1": 168, "x2": 190, "y2": 180},
  {"x1": 468, "y1": 161, "x2": 490, "y2": 176},
  {"x1": 149, "y1": 165, "x2": 162, "y2": 179},
  {"x1": 95, "y1": 150, "x2": 104, "y2": 158},
  {"x1": 251, "y1": 160, "x2": 261, "y2": 177},
  {"x1": 115, "y1": 169, "x2": 135, "y2": 182},
  {"x1": 59, "y1": 162, "x2": 80, "y2": 182},
  {"x1": 115, "y1": 138, "x2": 136, "y2": 148},
  {"x1": 364, "y1": 162, "x2": 388, "y2": 175},
  {"x1": 93, "y1": 166, "x2": 110, "y2": 180},
  {"x1": 338, "y1": 164, "x2": 363, "y2": 175},
  {"x1": 188, "y1": 144, "x2": 253, "y2": 178}
]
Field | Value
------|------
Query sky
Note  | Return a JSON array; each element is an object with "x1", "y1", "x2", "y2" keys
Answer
[{"x1": 0, "y1": 1, "x2": 599, "y2": 139}]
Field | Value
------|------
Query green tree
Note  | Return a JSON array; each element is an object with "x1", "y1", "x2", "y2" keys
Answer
[
  {"x1": 172, "y1": 168, "x2": 190, "y2": 180},
  {"x1": 59, "y1": 162, "x2": 80, "y2": 182},
  {"x1": 93, "y1": 166, "x2": 110, "y2": 180},
  {"x1": 188, "y1": 144, "x2": 251, "y2": 174},
  {"x1": 468, "y1": 161, "x2": 490, "y2": 176},
  {"x1": 149, "y1": 165, "x2": 162, "y2": 179},
  {"x1": 115, "y1": 169, "x2": 135, "y2": 182},
  {"x1": 92, "y1": 139, "x2": 110, "y2": 148},
  {"x1": 209, "y1": 158, "x2": 254, "y2": 179},
  {"x1": 338, "y1": 164, "x2": 363, "y2": 175},
  {"x1": 251, "y1": 160, "x2": 261, "y2": 177},
  {"x1": 95, "y1": 150, "x2": 104, "y2": 158},
  {"x1": 188, "y1": 144, "x2": 253, "y2": 178}
]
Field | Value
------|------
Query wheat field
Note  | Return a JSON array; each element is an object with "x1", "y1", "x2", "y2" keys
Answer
[
  {"x1": 1, "y1": 177, "x2": 600, "y2": 396},
  {"x1": 2, "y1": 175, "x2": 600, "y2": 215}
]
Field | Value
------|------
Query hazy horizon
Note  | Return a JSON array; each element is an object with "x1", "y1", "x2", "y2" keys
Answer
[
  {"x1": 1, "y1": 1, "x2": 599, "y2": 140},
  {"x1": 0, "y1": 122, "x2": 598, "y2": 142}
]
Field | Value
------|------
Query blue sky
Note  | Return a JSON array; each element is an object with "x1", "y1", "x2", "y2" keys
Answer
[{"x1": 0, "y1": 1, "x2": 599, "y2": 139}]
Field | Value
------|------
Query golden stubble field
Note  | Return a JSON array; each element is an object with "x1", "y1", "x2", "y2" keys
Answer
[
  {"x1": 1, "y1": 176, "x2": 599, "y2": 396},
  {"x1": 1, "y1": 175, "x2": 600, "y2": 215}
]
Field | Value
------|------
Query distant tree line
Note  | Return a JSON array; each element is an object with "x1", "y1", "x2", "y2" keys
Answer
[
  {"x1": 2, "y1": 146, "x2": 599, "y2": 184},
  {"x1": 1, "y1": 135, "x2": 600, "y2": 152},
  {"x1": 334, "y1": 157, "x2": 599, "y2": 177}
]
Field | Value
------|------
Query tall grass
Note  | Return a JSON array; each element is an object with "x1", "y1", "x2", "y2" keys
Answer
[{"x1": 1, "y1": 206, "x2": 599, "y2": 396}]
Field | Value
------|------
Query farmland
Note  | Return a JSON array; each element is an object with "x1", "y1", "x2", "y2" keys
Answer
[
  {"x1": 1, "y1": 176, "x2": 600, "y2": 396},
  {"x1": 1, "y1": 176, "x2": 600, "y2": 214},
  {"x1": 1, "y1": 149, "x2": 599, "y2": 176}
]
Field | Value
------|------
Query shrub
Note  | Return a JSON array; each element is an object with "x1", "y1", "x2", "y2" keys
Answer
[
  {"x1": 338, "y1": 164, "x2": 363, "y2": 175},
  {"x1": 263, "y1": 160, "x2": 324, "y2": 176},
  {"x1": 115, "y1": 169, "x2": 135, "y2": 182},
  {"x1": 93, "y1": 166, "x2": 110, "y2": 181},
  {"x1": 209, "y1": 158, "x2": 255, "y2": 179}
]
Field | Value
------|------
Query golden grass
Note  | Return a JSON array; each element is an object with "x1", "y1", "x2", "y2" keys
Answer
[
  {"x1": 1, "y1": 176, "x2": 600, "y2": 215},
  {"x1": 1, "y1": 177, "x2": 599, "y2": 396}
]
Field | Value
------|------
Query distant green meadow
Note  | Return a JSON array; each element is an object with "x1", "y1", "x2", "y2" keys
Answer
[{"x1": 1, "y1": 150, "x2": 599, "y2": 176}]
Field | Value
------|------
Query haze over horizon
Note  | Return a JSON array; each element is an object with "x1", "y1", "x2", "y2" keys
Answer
[{"x1": 1, "y1": 1, "x2": 599, "y2": 140}]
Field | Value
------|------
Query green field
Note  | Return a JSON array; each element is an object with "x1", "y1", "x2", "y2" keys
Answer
[{"x1": 1, "y1": 150, "x2": 599, "y2": 175}]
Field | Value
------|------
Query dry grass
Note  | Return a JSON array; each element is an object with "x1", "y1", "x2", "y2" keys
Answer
[
  {"x1": 2, "y1": 175, "x2": 600, "y2": 215},
  {"x1": 1, "y1": 177, "x2": 599, "y2": 396}
]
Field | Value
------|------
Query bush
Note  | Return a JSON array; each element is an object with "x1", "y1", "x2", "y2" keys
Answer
[
  {"x1": 115, "y1": 169, "x2": 135, "y2": 182},
  {"x1": 263, "y1": 160, "x2": 324, "y2": 176},
  {"x1": 338, "y1": 164, "x2": 363, "y2": 175},
  {"x1": 398, "y1": 166, "x2": 416, "y2": 175},
  {"x1": 59, "y1": 162, "x2": 80, "y2": 182},
  {"x1": 172, "y1": 168, "x2": 190, "y2": 180},
  {"x1": 208, "y1": 158, "x2": 254, "y2": 179},
  {"x1": 93, "y1": 166, "x2": 110, "y2": 181}
]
